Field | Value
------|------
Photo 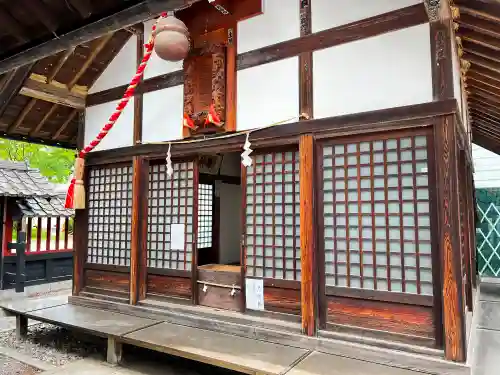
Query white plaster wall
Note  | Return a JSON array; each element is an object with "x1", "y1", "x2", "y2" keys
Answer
[
  {"x1": 143, "y1": 19, "x2": 184, "y2": 79},
  {"x1": 219, "y1": 183, "x2": 242, "y2": 265},
  {"x1": 313, "y1": 24, "x2": 433, "y2": 119},
  {"x1": 89, "y1": 35, "x2": 137, "y2": 94},
  {"x1": 237, "y1": 57, "x2": 299, "y2": 131},
  {"x1": 142, "y1": 86, "x2": 184, "y2": 143},
  {"x1": 84, "y1": 100, "x2": 134, "y2": 151},
  {"x1": 312, "y1": 0, "x2": 422, "y2": 33},
  {"x1": 237, "y1": 0, "x2": 299, "y2": 54},
  {"x1": 473, "y1": 144, "x2": 500, "y2": 188}
]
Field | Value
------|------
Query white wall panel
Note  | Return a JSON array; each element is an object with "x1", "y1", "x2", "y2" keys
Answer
[
  {"x1": 142, "y1": 85, "x2": 184, "y2": 143},
  {"x1": 89, "y1": 35, "x2": 137, "y2": 94},
  {"x1": 85, "y1": 100, "x2": 134, "y2": 151},
  {"x1": 313, "y1": 24, "x2": 432, "y2": 119},
  {"x1": 473, "y1": 144, "x2": 500, "y2": 188},
  {"x1": 312, "y1": 0, "x2": 422, "y2": 33},
  {"x1": 143, "y1": 19, "x2": 184, "y2": 79},
  {"x1": 237, "y1": 57, "x2": 299, "y2": 131},
  {"x1": 237, "y1": 0, "x2": 299, "y2": 54}
]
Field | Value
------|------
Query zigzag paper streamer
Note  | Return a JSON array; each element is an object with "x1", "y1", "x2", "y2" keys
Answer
[
  {"x1": 241, "y1": 132, "x2": 253, "y2": 167},
  {"x1": 166, "y1": 143, "x2": 173, "y2": 177}
]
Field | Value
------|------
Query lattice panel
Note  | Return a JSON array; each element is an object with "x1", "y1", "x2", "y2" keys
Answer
[
  {"x1": 198, "y1": 183, "x2": 213, "y2": 248},
  {"x1": 245, "y1": 151, "x2": 300, "y2": 280},
  {"x1": 323, "y1": 135, "x2": 433, "y2": 295},
  {"x1": 147, "y1": 162, "x2": 195, "y2": 270},
  {"x1": 87, "y1": 165, "x2": 133, "y2": 266},
  {"x1": 476, "y1": 189, "x2": 500, "y2": 277}
]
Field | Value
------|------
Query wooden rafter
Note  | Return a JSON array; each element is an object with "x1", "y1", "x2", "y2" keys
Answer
[
  {"x1": 47, "y1": 49, "x2": 75, "y2": 82},
  {"x1": 6, "y1": 99, "x2": 37, "y2": 133},
  {"x1": 19, "y1": 78, "x2": 85, "y2": 109},
  {"x1": 68, "y1": 33, "x2": 114, "y2": 89},
  {"x1": 52, "y1": 109, "x2": 78, "y2": 140},
  {"x1": 0, "y1": 63, "x2": 33, "y2": 119},
  {"x1": 0, "y1": 5, "x2": 29, "y2": 43},
  {"x1": 0, "y1": 0, "x2": 202, "y2": 75},
  {"x1": 28, "y1": 0, "x2": 59, "y2": 34},
  {"x1": 67, "y1": 0, "x2": 93, "y2": 18},
  {"x1": 29, "y1": 104, "x2": 58, "y2": 136}
]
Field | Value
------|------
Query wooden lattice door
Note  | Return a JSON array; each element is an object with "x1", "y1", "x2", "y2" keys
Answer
[{"x1": 146, "y1": 160, "x2": 198, "y2": 302}]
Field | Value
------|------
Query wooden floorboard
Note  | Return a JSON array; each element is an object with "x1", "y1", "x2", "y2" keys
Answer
[
  {"x1": 24, "y1": 304, "x2": 159, "y2": 337},
  {"x1": 123, "y1": 321, "x2": 309, "y2": 375},
  {"x1": 0, "y1": 295, "x2": 68, "y2": 313}
]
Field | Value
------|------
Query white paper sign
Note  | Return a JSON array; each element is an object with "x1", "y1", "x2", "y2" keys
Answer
[
  {"x1": 245, "y1": 278, "x2": 264, "y2": 311},
  {"x1": 170, "y1": 223, "x2": 185, "y2": 250}
]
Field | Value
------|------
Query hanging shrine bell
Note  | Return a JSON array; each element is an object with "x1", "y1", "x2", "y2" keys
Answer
[{"x1": 153, "y1": 14, "x2": 190, "y2": 62}]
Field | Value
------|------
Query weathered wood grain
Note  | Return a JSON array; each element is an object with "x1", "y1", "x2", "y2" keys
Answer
[{"x1": 299, "y1": 134, "x2": 315, "y2": 335}]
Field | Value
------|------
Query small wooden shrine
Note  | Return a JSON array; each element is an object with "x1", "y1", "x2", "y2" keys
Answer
[{"x1": 67, "y1": 0, "x2": 476, "y2": 367}]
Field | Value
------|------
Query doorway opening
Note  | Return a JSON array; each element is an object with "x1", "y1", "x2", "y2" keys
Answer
[{"x1": 196, "y1": 152, "x2": 243, "y2": 311}]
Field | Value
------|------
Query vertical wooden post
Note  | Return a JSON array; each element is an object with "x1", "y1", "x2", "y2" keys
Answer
[
  {"x1": 55, "y1": 217, "x2": 61, "y2": 251},
  {"x1": 0, "y1": 197, "x2": 6, "y2": 290},
  {"x1": 225, "y1": 24, "x2": 237, "y2": 132},
  {"x1": 26, "y1": 218, "x2": 32, "y2": 252},
  {"x1": 72, "y1": 111, "x2": 87, "y2": 296},
  {"x1": 299, "y1": 0, "x2": 313, "y2": 120},
  {"x1": 299, "y1": 134, "x2": 316, "y2": 336},
  {"x1": 45, "y1": 217, "x2": 51, "y2": 251},
  {"x1": 134, "y1": 24, "x2": 144, "y2": 145},
  {"x1": 130, "y1": 156, "x2": 146, "y2": 305},
  {"x1": 434, "y1": 116, "x2": 466, "y2": 362}
]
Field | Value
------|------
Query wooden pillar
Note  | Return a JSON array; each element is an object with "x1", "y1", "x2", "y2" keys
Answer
[
  {"x1": 133, "y1": 24, "x2": 144, "y2": 145},
  {"x1": 299, "y1": 134, "x2": 316, "y2": 336},
  {"x1": 434, "y1": 117, "x2": 466, "y2": 362},
  {"x1": 72, "y1": 111, "x2": 87, "y2": 296},
  {"x1": 225, "y1": 24, "x2": 237, "y2": 132},
  {"x1": 130, "y1": 156, "x2": 147, "y2": 305},
  {"x1": 299, "y1": 0, "x2": 313, "y2": 120}
]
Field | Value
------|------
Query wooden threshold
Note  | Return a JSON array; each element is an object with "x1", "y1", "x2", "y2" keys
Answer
[{"x1": 67, "y1": 295, "x2": 470, "y2": 375}]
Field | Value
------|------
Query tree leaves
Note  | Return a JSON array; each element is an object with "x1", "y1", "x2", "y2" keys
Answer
[{"x1": 0, "y1": 139, "x2": 76, "y2": 183}]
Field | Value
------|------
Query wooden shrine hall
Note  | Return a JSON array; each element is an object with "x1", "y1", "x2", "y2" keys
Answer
[{"x1": 0, "y1": 0, "x2": 497, "y2": 374}]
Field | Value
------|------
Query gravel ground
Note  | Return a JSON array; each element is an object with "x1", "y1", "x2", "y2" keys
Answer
[
  {"x1": 0, "y1": 353, "x2": 40, "y2": 375},
  {"x1": 0, "y1": 323, "x2": 105, "y2": 367}
]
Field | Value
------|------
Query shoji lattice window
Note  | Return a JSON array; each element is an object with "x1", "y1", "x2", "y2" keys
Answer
[
  {"x1": 197, "y1": 183, "x2": 213, "y2": 248},
  {"x1": 245, "y1": 151, "x2": 300, "y2": 280},
  {"x1": 147, "y1": 162, "x2": 195, "y2": 271},
  {"x1": 87, "y1": 164, "x2": 133, "y2": 266},
  {"x1": 323, "y1": 135, "x2": 433, "y2": 295}
]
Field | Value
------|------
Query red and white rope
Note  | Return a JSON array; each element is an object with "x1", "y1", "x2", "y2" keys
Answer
[{"x1": 78, "y1": 13, "x2": 167, "y2": 158}]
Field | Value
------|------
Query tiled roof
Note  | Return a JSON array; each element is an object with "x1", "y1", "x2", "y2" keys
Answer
[
  {"x1": 0, "y1": 160, "x2": 57, "y2": 197},
  {"x1": 16, "y1": 195, "x2": 73, "y2": 218}
]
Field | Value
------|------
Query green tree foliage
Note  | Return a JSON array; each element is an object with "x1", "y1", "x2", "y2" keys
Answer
[{"x1": 0, "y1": 139, "x2": 75, "y2": 183}]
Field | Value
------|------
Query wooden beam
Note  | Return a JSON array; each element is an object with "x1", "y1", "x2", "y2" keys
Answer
[
  {"x1": 52, "y1": 109, "x2": 79, "y2": 140},
  {"x1": 458, "y1": 12, "x2": 500, "y2": 40},
  {"x1": 299, "y1": 0, "x2": 313, "y2": 121},
  {"x1": 464, "y1": 42, "x2": 500, "y2": 65},
  {"x1": 458, "y1": 4, "x2": 500, "y2": 24},
  {"x1": 458, "y1": 29, "x2": 500, "y2": 52},
  {"x1": 0, "y1": 0, "x2": 201, "y2": 75},
  {"x1": 19, "y1": 78, "x2": 85, "y2": 109},
  {"x1": 29, "y1": 104, "x2": 58, "y2": 137},
  {"x1": 88, "y1": 2, "x2": 427, "y2": 107},
  {"x1": 299, "y1": 134, "x2": 316, "y2": 336},
  {"x1": 0, "y1": 64, "x2": 34, "y2": 119},
  {"x1": 134, "y1": 25, "x2": 144, "y2": 144},
  {"x1": 434, "y1": 116, "x2": 466, "y2": 362}
]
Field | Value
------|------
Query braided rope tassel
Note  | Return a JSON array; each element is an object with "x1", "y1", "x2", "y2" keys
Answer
[{"x1": 66, "y1": 13, "x2": 166, "y2": 209}]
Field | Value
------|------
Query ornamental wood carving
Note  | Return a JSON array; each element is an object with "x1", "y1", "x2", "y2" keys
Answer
[{"x1": 183, "y1": 45, "x2": 227, "y2": 137}]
